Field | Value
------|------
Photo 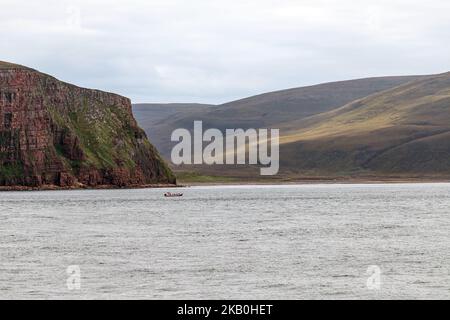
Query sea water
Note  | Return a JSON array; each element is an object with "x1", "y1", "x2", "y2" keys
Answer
[{"x1": 1, "y1": 184, "x2": 450, "y2": 299}]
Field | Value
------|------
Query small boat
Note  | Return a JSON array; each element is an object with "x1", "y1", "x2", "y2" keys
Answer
[{"x1": 164, "y1": 192, "x2": 183, "y2": 197}]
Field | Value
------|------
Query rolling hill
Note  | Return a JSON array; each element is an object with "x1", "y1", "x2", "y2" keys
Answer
[
  {"x1": 132, "y1": 73, "x2": 450, "y2": 181},
  {"x1": 279, "y1": 72, "x2": 450, "y2": 176},
  {"x1": 133, "y1": 103, "x2": 212, "y2": 131},
  {"x1": 134, "y1": 76, "x2": 423, "y2": 158}
]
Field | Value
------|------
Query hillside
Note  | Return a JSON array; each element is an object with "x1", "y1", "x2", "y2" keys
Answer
[
  {"x1": 0, "y1": 61, "x2": 34, "y2": 70},
  {"x1": 133, "y1": 103, "x2": 212, "y2": 130},
  {"x1": 132, "y1": 73, "x2": 450, "y2": 181},
  {"x1": 134, "y1": 76, "x2": 423, "y2": 159},
  {"x1": 0, "y1": 61, "x2": 175, "y2": 189},
  {"x1": 278, "y1": 72, "x2": 450, "y2": 176}
]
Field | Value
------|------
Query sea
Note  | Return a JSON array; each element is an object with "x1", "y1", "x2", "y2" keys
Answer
[{"x1": 1, "y1": 183, "x2": 450, "y2": 299}]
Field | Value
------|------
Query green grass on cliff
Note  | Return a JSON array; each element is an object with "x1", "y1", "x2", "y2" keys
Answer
[
  {"x1": 68, "y1": 108, "x2": 116, "y2": 168},
  {"x1": 0, "y1": 130, "x2": 23, "y2": 182},
  {"x1": 0, "y1": 163, "x2": 24, "y2": 180},
  {"x1": 48, "y1": 99, "x2": 139, "y2": 171},
  {"x1": 45, "y1": 91, "x2": 176, "y2": 184},
  {"x1": 0, "y1": 61, "x2": 33, "y2": 70}
]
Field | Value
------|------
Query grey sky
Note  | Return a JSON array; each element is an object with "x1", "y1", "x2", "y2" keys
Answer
[{"x1": 1, "y1": 0, "x2": 450, "y2": 104}]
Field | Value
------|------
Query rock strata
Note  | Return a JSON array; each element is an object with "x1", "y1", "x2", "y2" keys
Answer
[{"x1": 0, "y1": 61, "x2": 176, "y2": 189}]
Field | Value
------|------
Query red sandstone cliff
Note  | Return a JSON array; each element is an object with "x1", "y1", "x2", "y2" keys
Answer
[{"x1": 0, "y1": 61, "x2": 176, "y2": 189}]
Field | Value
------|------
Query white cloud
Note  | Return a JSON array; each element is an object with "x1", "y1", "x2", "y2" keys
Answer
[{"x1": 1, "y1": 0, "x2": 450, "y2": 103}]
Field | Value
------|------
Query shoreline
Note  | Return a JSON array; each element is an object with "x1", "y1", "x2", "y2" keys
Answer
[
  {"x1": 3, "y1": 178, "x2": 450, "y2": 191},
  {"x1": 180, "y1": 177, "x2": 450, "y2": 186},
  {"x1": 0, "y1": 183, "x2": 180, "y2": 192}
]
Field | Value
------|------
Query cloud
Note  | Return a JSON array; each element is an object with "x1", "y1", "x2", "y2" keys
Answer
[{"x1": 1, "y1": 0, "x2": 450, "y2": 103}]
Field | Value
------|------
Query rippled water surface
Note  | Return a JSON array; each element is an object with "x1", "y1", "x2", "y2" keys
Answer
[{"x1": 1, "y1": 184, "x2": 450, "y2": 299}]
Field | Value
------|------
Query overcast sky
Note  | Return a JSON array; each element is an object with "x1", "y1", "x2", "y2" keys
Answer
[{"x1": 1, "y1": 0, "x2": 450, "y2": 104}]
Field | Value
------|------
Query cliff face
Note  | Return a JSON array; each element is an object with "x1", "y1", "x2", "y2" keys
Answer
[{"x1": 0, "y1": 61, "x2": 176, "y2": 188}]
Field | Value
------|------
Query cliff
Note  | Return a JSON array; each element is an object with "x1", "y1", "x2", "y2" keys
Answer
[{"x1": 0, "y1": 61, "x2": 176, "y2": 189}]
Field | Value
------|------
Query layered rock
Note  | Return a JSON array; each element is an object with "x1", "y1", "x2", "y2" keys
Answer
[{"x1": 0, "y1": 61, "x2": 176, "y2": 188}]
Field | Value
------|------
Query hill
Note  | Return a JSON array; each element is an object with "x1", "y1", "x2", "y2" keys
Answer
[
  {"x1": 0, "y1": 61, "x2": 175, "y2": 189},
  {"x1": 133, "y1": 103, "x2": 212, "y2": 130},
  {"x1": 278, "y1": 72, "x2": 450, "y2": 176},
  {"x1": 134, "y1": 76, "x2": 424, "y2": 161}
]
